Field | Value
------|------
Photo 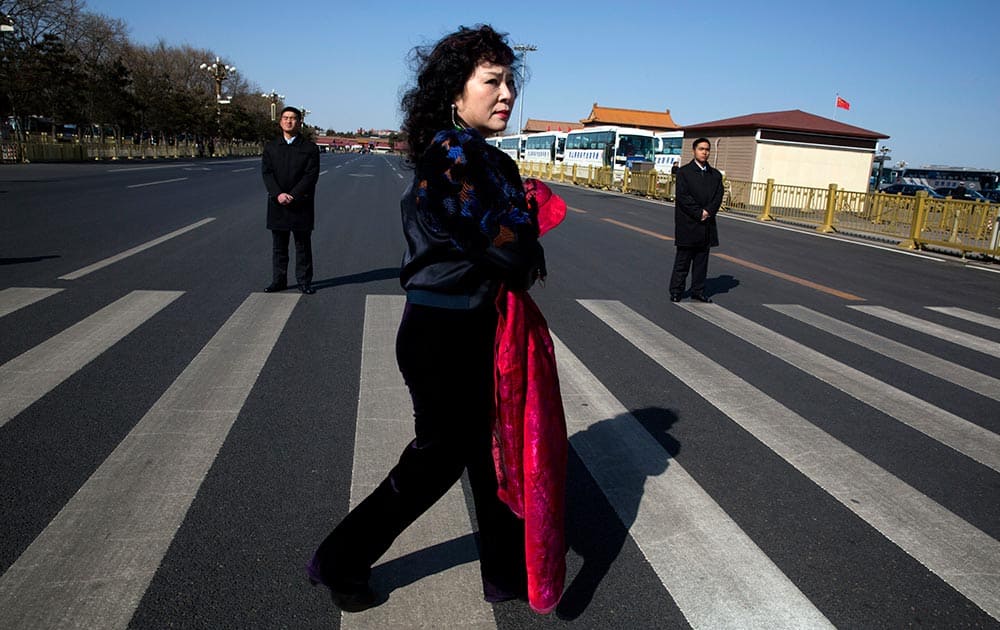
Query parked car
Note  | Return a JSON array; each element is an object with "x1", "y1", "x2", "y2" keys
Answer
[
  {"x1": 879, "y1": 183, "x2": 943, "y2": 198},
  {"x1": 980, "y1": 189, "x2": 1000, "y2": 203},
  {"x1": 933, "y1": 186, "x2": 989, "y2": 202}
]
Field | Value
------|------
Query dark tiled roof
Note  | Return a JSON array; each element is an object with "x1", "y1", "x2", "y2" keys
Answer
[{"x1": 684, "y1": 109, "x2": 887, "y2": 139}]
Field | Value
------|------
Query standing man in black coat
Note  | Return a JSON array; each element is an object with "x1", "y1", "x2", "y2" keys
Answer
[
  {"x1": 670, "y1": 137, "x2": 723, "y2": 303},
  {"x1": 262, "y1": 106, "x2": 320, "y2": 294}
]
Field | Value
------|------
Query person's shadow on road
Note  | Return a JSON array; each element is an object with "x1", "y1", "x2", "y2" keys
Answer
[
  {"x1": 310, "y1": 266, "x2": 399, "y2": 291},
  {"x1": 556, "y1": 406, "x2": 679, "y2": 619},
  {"x1": 364, "y1": 406, "x2": 681, "y2": 618},
  {"x1": 704, "y1": 274, "x2": 739, "y2": 297}
]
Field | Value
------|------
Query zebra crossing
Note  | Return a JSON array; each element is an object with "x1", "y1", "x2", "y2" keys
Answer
[{"x1": 0, "y1": 287, "x2": 997, "y2": 628}]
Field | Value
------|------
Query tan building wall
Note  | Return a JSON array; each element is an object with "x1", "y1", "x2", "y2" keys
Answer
[
  {"x1": 752, "y1": 142, "x2": 874, "y2": 192},
  {"x1": 680, "y1": 132, "x2": 756, "y2": 180}
]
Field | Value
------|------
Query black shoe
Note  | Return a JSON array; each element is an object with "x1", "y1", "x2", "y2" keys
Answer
[
  {"x1": 298, "y1": 283, "x2": 315, "y2": 295},
  {"x1": 264, "y1": 282, "x2": 286, "y2": 293},
  {"x1": 670, "y1": 294, "x2": 682, "y2": 303},
  {"x1": 691, "y1": 294, "x2": 713, "y2": 303},
  {"x1": 306, "y1": 553, "x2": 381, "y2": 613}
]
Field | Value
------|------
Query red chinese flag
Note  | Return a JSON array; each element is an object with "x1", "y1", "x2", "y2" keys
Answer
[{"x1": 836, "y1": 96, "x2": 850, "y2": 110}]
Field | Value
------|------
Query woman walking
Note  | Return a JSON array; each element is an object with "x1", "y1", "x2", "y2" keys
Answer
[{"x1": 308, "y1": 24, "x2": 555, "y2": 613}]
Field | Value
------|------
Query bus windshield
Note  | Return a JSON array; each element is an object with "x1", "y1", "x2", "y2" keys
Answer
[{"x1": 618, "y1": 134, "x2": 655, "y2": 161}]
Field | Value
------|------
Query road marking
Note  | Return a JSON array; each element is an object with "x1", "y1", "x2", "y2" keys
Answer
[
  {"x1": 231, "y1": 167, "x2": 255, "y2": 173},
  {"x1": 349, "y1": 174, "x2": 374, "y2": 178},
  {"x1": 0, "y1": 287, "x2": 63, "y2": 319},
  {"x1": 344, "y1": 296, "x2": 494, "y2": 629},
  {"x1": 126, "y1": 177, "x2": 189, "y2": 189},
  {"x1": 551, "y1": 331, "x2": 833, "y2": 629},
  {"x1": 59, "y1": 218, "x2": 215, "y2": 280},
  {"x1": 0, "y1": 290, "x2": 182, "y2": 427},
  {"x1": 680, "y1": 303, "x2": 1000, "y2": 472},
  {"x1": 966, "y1": 264, "x2": 1000, "y2": 275},
  {"x1": 767, "y1": 304, "x2": 1000, "y2": 403},
  {"x1": 925, "y1": 306, "x2": 1000, "y2": 330},
  {"x1": 567, "y1": 206, "x2": 587, "y2": 214},
  {"x1": 319, "y1": 170, "x2": 329, "y2": 176},
  {"x1": 602, "y1": 217, "x2": 865, "y2": 301},
  {"x1": 714, "y1": 253, "x2": 865, "y2": 301},
  {"x1": 0, "y1": 292, "x2": 298, "y2": 630},
  {"x1": 849, "y1": 306, "x2": 1000, "y2": 357},
  {"x1": 205, "y1": 158, "x2": 258, "y2": 165},
  {"x1": 603, "y1": 217, "x2": 669, "y2": 240},
  {"x1": 107, "y1": 164, "x2": 193, "y2": 173},
  {"x1": 579, "y1": 299, "x2": 1000, "y2": 622}
]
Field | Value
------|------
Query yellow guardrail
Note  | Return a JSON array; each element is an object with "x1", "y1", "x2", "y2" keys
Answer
[{"x1": 518, "y1": 160, "x2": 1000, "y2": 258}]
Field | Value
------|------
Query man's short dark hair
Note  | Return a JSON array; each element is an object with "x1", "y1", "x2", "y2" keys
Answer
[
  {"x1": 692, "y1": 137, "x2": 711, "y2": 150},
  {"x1": 280, "y1": 106, "x2": 301, "y2": 120}
]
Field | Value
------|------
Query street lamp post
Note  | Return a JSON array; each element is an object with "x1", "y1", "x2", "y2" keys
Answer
[
  {"x1": 199, "y1": 56, "x2": 236, "y2": 149},
  {"x1": 260, "y1": 90, "x2": 284, "y2": 121},
  {"x1": 512, "y1": 44, "x2": 536, "y2": 135}
]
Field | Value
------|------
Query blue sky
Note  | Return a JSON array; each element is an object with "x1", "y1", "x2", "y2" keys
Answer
[{"x1": 83, "y1": 0, "x2": 1000, "y2": 170}]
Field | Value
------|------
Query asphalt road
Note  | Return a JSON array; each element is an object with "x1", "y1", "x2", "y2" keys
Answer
[{"x1": 1, "y1": 154, "x2": 998, "y2": 629}]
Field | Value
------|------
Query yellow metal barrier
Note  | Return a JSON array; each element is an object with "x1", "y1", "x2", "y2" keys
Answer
[{"x1": 514, "y1": 159, "x2": 1000, "y2": 258}]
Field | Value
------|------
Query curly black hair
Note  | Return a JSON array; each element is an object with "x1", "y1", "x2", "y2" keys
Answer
[{"x1": 400, "y1": 24, "x2": 518, "y2": 164}]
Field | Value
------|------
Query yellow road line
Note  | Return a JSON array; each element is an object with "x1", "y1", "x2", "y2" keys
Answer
[{"x1": 601, "y1": 218, "x2": 866, "y2": 301}]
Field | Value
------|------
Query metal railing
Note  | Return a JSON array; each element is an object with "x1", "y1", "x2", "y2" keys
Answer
[
  {"x1": 3, "y1": 139, "x2": 263, "y2": 163},
  {"x1": 517, "y1": 160, "x2": 1000, "y2": 258}
]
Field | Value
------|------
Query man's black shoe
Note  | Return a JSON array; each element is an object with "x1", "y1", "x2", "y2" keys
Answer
[
  {"x1": 691, "y1": 294, "x2": 713, "y2": 303},
  {"x1": 264, "y1": 282, "x2": 287, "y2": 293},
  {"x1": 670, "y1": 294, "x2": 682, "y2": 303},
  {"x1": 298, "y1": 283, "x2": 316, "y2": 295}
]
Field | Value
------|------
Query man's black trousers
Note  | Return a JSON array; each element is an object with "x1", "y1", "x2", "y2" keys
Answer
[{"x1": 271, "y1": 229, "x2": 313, "y2": 285}]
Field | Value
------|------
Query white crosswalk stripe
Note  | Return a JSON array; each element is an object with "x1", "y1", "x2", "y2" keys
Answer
[
  {"x1": 552, "y1": 330, "x2": 833, "y2": 629},
  {"x1": 849, "y1": 305, "x2": 1000, "y2": 356},
  {"x1": 766, "y1": 304, "x2": 1000, "y2": 402},
  {"x1": 677, "y1": 302, "x2": 1000, "y2": 472},
  {"x1": 1, "y1": 291, "x2": 997, "y2": 626},
  {"x1": 0, "y1": 292, "x2": 298, "y2": 630},
  {"x1": 579, "y1": 299, "x2": 1000, "y2": 621},
  {"x1": 0, "y1": 287, "x2": 63, "y2": 319},
  {"x1": 925, "y1": 306, "x2": 1000, "y2": 330},
  {"x1": 0, "y1": 290, "x2": 183, "y2": 427}
]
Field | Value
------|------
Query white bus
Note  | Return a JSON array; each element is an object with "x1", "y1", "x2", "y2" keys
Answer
[
  {"x1": 654, "y1": 131, "x2": 683, "y2": 174},
  {"x1": 485, "y1": 136, "x2": 502, "y2": 150},
  {"x1": 562, "y1": 126, "x2": 656, "y2": 172},
  {"x1": 498, "y1": 134, "x2": 524, "y2": 161},
  {"x1": 522, "y1": 131, "x2": 567, "y2": 164}
]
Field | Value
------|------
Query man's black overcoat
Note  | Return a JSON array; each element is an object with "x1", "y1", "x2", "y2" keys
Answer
[
  {"x1": 673, "y1": 159, "x2": 723, "y2": 248},
  {"x1": 262, "y1": 136, "x2": 320, "y2": 231}
]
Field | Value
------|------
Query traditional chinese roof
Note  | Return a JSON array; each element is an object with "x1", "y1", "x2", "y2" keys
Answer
[
  {"x1": 580, "y1": 103, "x2": 680, "y2": 131},
  {"x1": 522, "y1": 118, "x2": 584, "y2": 133},
  {"x1": 683, "y1": 109, "x2": 888, "y2": 139}
]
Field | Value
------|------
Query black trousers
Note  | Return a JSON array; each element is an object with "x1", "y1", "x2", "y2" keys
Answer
[
  {"x1": 670, "y1": 245, "x2": 710, "y2": 296},
  {"x1": 271, "y1": 229, "x2": 312, "y2": 285},
  {"x1": 314, "y1": 302, "x2": 527, "y2": 600}
]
